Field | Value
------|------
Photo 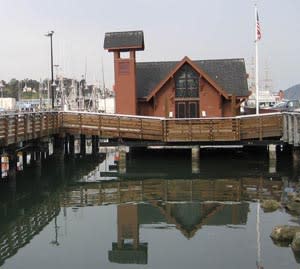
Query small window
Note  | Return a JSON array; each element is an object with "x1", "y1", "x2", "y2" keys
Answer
[{"x1": 120, "y1": 51, "x2": 130, "y2": 59}]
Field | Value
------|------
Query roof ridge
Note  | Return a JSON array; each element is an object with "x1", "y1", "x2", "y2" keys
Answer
[
  {"x1": 136, "y1": 60, "x2": 179, "y2": 65},
  {"x1": 136, "y1": 58, "x2": 244, "y2": 65},
  {"x1": 105, "y1": 30, "x2": 143, "y2": 34}
]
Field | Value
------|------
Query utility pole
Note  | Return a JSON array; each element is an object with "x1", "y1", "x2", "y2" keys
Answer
[{"x1": 45, "y1": 31, "x2": 55, "y2": 109}]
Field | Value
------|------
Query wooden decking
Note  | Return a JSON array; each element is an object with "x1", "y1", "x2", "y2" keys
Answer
[{"x1": 0, "y1": 111, "x2": 284, "y2": 147}]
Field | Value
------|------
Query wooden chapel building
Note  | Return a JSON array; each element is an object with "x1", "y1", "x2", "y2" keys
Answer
[{"x1": 104, "y1": 30, "x2": 250, "y2": 118}]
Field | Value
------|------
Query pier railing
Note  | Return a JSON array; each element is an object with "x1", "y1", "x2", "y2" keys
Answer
[
  {"x1": 61, "y1": 111, "x2": 283, "y2": 142},
  {"x1": 0, "y1": 111, "x2": 283, "y2": 146},
  {"x1": 282, "y1": 112, "x2": 300, "y2": 146},
  {"x1": 0, "y1": 111, "x2": 59, "y2": 146},
  {"x1": 62, "y1": 178, "x2": 283, "y2": 207}
]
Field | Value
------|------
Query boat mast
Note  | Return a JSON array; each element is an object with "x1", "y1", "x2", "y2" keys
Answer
[{"x1": 101, "y1": 57, "x2": 106, "y2": 113}]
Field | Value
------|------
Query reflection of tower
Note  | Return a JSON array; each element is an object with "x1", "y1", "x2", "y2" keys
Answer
[{"x1": 108, "y1": 204, "x2": 148, "y2": 264}]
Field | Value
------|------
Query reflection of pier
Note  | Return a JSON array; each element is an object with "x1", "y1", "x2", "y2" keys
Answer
[
  {"x1": 0, "y1": 154, "x2": 103, "y2": 266},
  {"x1": 62, "y1": 178, "x2": 283, "y2": 207},
  {"x1": 0, "y1": 194, "x2": 60, "y2": 266},
  {"x1": 0, "y1": 175, "x2": 284, "y2": 266}
]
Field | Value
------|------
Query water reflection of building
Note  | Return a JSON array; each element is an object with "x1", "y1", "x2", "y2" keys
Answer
[
  {"x1": 108, "y1": 204, "x2": 148, "y2": 264},
  {"x1": 150, "y1": 202, "x2": 248, "y2": 239},
  {"x1": 108, "y1": 201, "x2": 249, "y2": 264}
]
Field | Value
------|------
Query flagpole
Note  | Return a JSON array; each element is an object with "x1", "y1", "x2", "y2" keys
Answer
[{"x1": 255, "y1": 5, "x2": 259, "y2": 115}]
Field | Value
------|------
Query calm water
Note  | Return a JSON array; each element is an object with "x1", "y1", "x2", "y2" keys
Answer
[{"x1": 0, "y1": 147, "x2": 299, "y2": 269}]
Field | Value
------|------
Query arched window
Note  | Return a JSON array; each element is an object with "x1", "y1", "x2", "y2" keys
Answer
[{"x1": 175, "y1": 64, "x2": 199, "y2": 98}]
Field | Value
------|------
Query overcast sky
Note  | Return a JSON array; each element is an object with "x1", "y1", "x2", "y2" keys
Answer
[{"x1": 0, "y1": 0, "x2": 299, "y2": 91}]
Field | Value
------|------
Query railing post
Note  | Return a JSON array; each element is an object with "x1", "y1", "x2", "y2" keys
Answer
[
  {"x1": 259, "y1": 116, "x2": 263, "y2": 141},
  {"x1": 4, "y1": 115, "x2": 9, "y2": 146},
  {"x1": 24, "y1": 114, "x2": 28, "y2": 140},
  {"x1": 189, "y1": 119, "x2": 192, "y2": 141},
  {"x1": 209, "y1": 120, "x2": 214, "y2": 141},
  {"x1": 40, "y1": 113, "x2": 44, "y2": 137},
  {"x1": 282, "y1": 114, "x2": 288, "y2": 142},
  {"x1": 51, "y1": 112, "x2": 55, "y2": 132},
  {"x1": 288, "y1": 114, "x2": 294, "y2": 145},
  {"x1": 163, "y1": 119, "x2": 167, "y2": 142},
  {"x1": 14, "y1": 114, "x2": 18, "y2": 143},
  {"x1": 235, "y1": 118, "x2": 240, "y2": 141},
  {"x1": 293, "y1": 114, "x2": 299, "y2": 146},
  {"x1": 60, "y1": 112, "x2": 64, "y2": 129},
  {"x1": 98, "y1": 114, "x2": 102, "y2": 136},
  {"x1": 32, "y1": 113, "x2": 36, "y2": 139},
  {"x1": 79, "y1": 113, "x2": 82, "y2": 134},
  {"x1": 140, "y1": 118, "x2": 143, "y2": 140},
  {"x1": 45, "y1": 113, "x2": 49, "y2": 136}
]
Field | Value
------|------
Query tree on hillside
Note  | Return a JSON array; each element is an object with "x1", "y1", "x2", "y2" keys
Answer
[{"x1": 7, "y1": 78, "x2": 19, "y2": 99}]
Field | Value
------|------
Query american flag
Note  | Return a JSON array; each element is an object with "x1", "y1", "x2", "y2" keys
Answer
[{"x1": 256, "y1": 11, "x2": 262, "y2": 41}]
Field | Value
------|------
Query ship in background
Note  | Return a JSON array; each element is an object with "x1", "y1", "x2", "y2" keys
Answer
[
  {"x1": 53, "y1": 74, "x2": 115, "y2": 113},
  {"x1": 243, "y1": 58, "x2": 284, "y2": 114},
  {"x1": 15, "y1": 72, "x2": 115, "y2": 113}
]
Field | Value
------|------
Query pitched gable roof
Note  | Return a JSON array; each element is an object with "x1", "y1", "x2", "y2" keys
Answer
[
  {"x1": 136, "y1": 58, "x2": 249, "y2": 100},
  {"x1": 194, "y1": 59, "x2": 249, "y2": 97},
  {"x1": 136, "y1": 61, "x2": 178, "y2": 99},
  {"x1": 104, "y1": 30, "x2": 144, "y2": 51}
]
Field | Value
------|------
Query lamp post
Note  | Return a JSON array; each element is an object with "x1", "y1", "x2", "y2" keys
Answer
[
  {"x1": 45, "y1": 30, "x2": 55, "y2": 109},
  {"x1": 0, "y1": 81, "x2": 4, "y2": 98}
]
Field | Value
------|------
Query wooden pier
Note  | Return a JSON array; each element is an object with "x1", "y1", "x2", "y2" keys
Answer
[
  {"x1": 0, "y1": 111, "x2": 59, "y2": 147},
  {"x1": 0, "y1": 111, "x2": 285, "y2": 147},
  {"x1": 61, "y1": 112, "x2": 283, "y2": 143}
]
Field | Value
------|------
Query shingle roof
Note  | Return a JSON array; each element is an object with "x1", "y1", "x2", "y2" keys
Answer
[
  {"x1": 104, "y1": 30, "x2": 144, "y2": 51},
  {"x1": 136, "y1": 58, "x2": 249, "y2": 99},
  {"x1": 136, "y1": 61, "x2": 178, "y2": 99}
]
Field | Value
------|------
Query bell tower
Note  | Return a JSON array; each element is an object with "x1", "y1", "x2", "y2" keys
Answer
[{"x1": 104, "y1": 31, "x2": 144, "y2": 115}]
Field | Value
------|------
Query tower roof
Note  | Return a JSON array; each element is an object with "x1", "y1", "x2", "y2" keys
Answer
[{"x1": 104, "y1": 30, "x2": 144, "y2": 51}]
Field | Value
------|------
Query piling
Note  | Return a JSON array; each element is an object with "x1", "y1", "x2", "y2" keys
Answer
[
  {"x1": 80, "y1": 134, "x2": 86, "y2": 155},
  {"x1": 118, "y1": 146, "x2": 127, "y2": 174},
  {"x1": 92, "y1": 135, "x2": 99, "y2": 155},
  {"x1": 191, "y1": 146, "x2": 200, "y2": 174},
  {"x1": 268, "y1": 144, "x2": 277, "y2": 173}
]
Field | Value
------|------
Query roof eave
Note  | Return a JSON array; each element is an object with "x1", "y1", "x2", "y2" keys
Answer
[{"x1": 106, "y1": 45, "x2": 144, "y2": 52}]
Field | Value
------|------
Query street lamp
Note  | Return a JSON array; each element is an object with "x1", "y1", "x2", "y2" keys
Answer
[{"x1": 45, "y1": 30, "x2": 55, "y2": 109}]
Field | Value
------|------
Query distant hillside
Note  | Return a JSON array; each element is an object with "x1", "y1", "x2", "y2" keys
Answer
[{"x1": 284, "y1": 84, "x2": 300, "y2": 100}]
